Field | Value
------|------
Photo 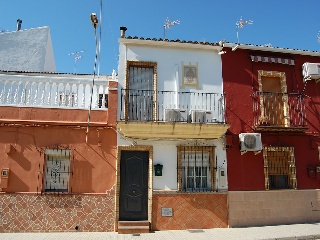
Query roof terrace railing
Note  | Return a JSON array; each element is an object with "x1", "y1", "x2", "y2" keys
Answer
[{"x1": 0, "y1": 74, "x2": 108, "y2": 109}]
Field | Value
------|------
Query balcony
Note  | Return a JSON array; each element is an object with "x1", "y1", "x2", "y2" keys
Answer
[
  {"x1": 252, "y1": 91, "x2": 307, "y2": 131},
  {"x1": 0, "y1": 73, "x2": 111, "y2": 126},
  {"x1": 118, "y1": 89, "x2": 229, "y2": 139},
  {"x1": 0, "y1": 73, "x2": 108, "y2": 109}
]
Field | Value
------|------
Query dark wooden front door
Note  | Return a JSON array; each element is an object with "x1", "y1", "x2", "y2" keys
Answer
[{"x1": 119, "y1": 150, "x2": 149, "y2": 221}]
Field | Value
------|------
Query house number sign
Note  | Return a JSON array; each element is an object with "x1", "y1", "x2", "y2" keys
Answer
[{"x1": 161, "y1": 207, "x2": 173, "y2": 217}]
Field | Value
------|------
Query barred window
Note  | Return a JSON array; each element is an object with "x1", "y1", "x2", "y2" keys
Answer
[
  {"x1": 177, "y1": 146, "x2": 215, "y2": 192},
  {"x1": 44, "y1": 149, "x2": 71, "y2": 193},
  {"x1": 263, "y1": 146, "x2": 297, "y2": 190}
]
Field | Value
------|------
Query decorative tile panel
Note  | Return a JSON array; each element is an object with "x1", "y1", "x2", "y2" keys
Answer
[
  {"x1": 0, "y1": 188, "x2": 115, "y2": 232},
  {"x1": 152, "y1": 192, "x2": 228, "y2": 230}
]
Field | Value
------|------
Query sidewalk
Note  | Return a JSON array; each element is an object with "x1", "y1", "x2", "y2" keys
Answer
[{"x1": 0, "y1": 223, "x2": 320, "y2": 240}]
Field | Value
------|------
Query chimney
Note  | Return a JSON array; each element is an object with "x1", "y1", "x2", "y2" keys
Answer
[
  {"x1": 120, "y1": 26, "x2": 127, "y2": 38},
  {"x1": 16, "y1": 19, "x2": 22, "y2": 31}
]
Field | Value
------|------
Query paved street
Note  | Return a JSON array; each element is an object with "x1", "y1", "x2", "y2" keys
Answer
[{"x1": 0, "y1": 223, "x2": 320, "y2": 240}]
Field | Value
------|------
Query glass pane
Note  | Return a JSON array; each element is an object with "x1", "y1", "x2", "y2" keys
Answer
[{"x1": 187, "y1": 167, "x2": 194, "y2": 189}]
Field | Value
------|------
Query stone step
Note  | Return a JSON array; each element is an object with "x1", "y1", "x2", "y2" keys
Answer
[{"x1": 118, "y1": 221, "x2": 150, "y2": 234}]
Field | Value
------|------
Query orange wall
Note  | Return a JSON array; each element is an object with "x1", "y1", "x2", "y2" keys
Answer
[
  {"x1": 0, "y1": 81, "x2": 118, "y2": 193},
  {"x1": 0, "y1": 125, "x2": 117, "y2": 193}
]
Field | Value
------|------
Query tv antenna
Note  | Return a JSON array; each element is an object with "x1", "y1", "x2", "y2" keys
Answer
[
  {"x1": 68, "y1": 50, "x2": 86, "y2": 74},
  {"x1": 235, "y1": 16, "x2": 253, "y2": 44},
  {"x1": 163, "y1": 17, "x2": 180, "y2": 39}
]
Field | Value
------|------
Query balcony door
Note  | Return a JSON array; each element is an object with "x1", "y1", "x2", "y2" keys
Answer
[
  {"x1": 127, "y1": 62, "x2": 156, "y2": 121},
  {"x1": 259, "y1": 71, "x2": 288, "y2": 127}
]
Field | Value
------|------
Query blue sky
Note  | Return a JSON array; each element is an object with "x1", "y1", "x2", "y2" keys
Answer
[{"x1": 1, "y1": 0, "x2": 320, "y2": 75}]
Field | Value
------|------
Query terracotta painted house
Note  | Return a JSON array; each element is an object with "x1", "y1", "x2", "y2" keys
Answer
[
  {"x1": 116, "y1": 28, "x2": 229, "y2": 233},
  {"x1": 0, "y1": 26, "x2": 118, "y2": 232},
  {"x1": 0, "y1": 71, "x2": 118, "y2": 232},
  {"x1": 220, "y1": 42, "x2": 320, "y2": 227}
]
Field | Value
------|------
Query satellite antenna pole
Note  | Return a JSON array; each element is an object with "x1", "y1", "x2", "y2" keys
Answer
[
  {"x1": 68, "y1": 50, "x2": 86, "y2": 74},
  {"x1": 163, "y1": 17, "x2": 180, "y2": 39}
]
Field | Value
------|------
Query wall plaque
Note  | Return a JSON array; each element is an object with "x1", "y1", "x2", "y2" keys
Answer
[
  {"x1": 161, "y1": 207, "x2": 173, "y2": 217},
  {"x1": 180, "y1": 61, "x2": 200, "y2": 90}
]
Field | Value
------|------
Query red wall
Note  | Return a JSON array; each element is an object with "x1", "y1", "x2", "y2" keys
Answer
[{"x1": 222, "y1": 48, "x2": 320, "y2": 190}]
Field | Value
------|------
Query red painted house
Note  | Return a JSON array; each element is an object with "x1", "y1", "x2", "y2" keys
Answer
[{"x1": 221, "y1": 42, "x2": 320, "y2": 227}]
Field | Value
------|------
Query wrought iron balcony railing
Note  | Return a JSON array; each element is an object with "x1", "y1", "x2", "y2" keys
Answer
[
  {"x1": 252, "y1": 91, "x2": 306, "y2": 129},
  {"x1": 0, "y1": 74, "x2": 108, "y2": 109},
  {"x1": 120, "y1": 89, "x2": 227, "y2": 124}
]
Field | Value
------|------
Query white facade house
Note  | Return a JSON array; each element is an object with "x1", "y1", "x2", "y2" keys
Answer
[
  {"x1": 115, "y1": 34, "x2": 230, "y2": 230},
  {"x1": 0, "y1": 26, "x2": 56, "y2": 72},
  {"x1": 118, "y1": 38, "x2": 227, "y2": 190}
]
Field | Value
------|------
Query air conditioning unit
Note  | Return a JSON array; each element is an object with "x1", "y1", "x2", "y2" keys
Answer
[
  {"x1": 239, "y1": 133, "x2": 262, "y2": 152},
  {"x1": 164, "y1": 109, "x2": 181, "y2": 122},
  {"x1": 190, "y1": 110, "x2": 207, "y2": 123},
  {"x1": 302, "y1": 62, "x2": 320, "y2": 83}
]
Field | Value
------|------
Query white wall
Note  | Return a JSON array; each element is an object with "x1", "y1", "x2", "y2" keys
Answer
[
  {"x1": 118, "y1": 136, "x2": 228, "y2": 190},
  {"x1": 0, "y1": 26, "x2": 56, "y2": 72},
  {"x1": 118, "y1": 42, "x2": 222, "y2": 93},
  {"x1": 117, "y1": 40, "x2": 228, "y2": 190},
  {"x1": 44, "y1": 30, "x2": 56, "y2": 72}
]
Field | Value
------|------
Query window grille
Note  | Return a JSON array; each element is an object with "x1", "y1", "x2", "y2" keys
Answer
[
  {"x1": 44, "y1": 149, "x2": 71, "y2": 193},
  {"x1": 263, "y1": 146, "x2": 297, "y2": 190},
  {"x1": 177, "y1": 146, "x2": 215, "y2": 192}
]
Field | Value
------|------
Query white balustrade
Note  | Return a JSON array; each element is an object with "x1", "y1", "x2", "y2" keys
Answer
[{"x1": 0, "y1": 74, "x2": 109, "y2": 110}]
